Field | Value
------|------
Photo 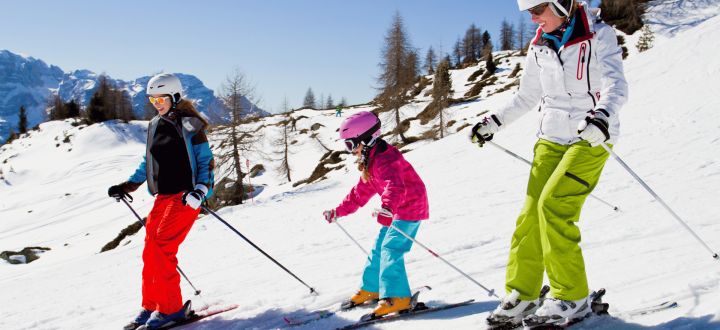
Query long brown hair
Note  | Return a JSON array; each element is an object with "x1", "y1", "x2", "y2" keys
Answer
[
  {"x1": 175, "y1": 99, "x2": 209, "y2": 129},
  {"x1": 358, "y1": 158, "x2": 371, "y2": 182}
]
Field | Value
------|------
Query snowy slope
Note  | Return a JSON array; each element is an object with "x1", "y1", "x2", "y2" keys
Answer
[{"x1": 2, "y1": 9, "x2": 720, "y2": 330}]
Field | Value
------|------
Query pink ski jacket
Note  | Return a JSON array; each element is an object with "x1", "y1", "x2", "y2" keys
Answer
[{"x1": 335, "y1": 140, "x2": 429, "y2": 221}]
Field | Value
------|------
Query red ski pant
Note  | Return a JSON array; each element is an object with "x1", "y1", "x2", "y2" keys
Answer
[{"x1": 141, "y1": 193, "x2": 200, "y2": 314}]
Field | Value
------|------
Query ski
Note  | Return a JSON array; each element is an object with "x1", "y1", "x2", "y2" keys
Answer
[
  {"x1": 284, "y1": 309, "x2": 335, "y2": 326},
  {"x1": 283, "y1": 285, "x2": 432, "y2": 327},
  {"x1": 335, "y1": 299, "x2": 475, "y2": 330},
  {"x1": 144, "y1": 304, "x2": 239, "y2": 330}
]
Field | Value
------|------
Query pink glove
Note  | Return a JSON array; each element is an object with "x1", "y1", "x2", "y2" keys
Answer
[
  {"x1": 323, "y1": 209, "x2": 337, "y2": 223},
  {"x1": 375, "y1": 206, "x2": 393, "y2": 227}
]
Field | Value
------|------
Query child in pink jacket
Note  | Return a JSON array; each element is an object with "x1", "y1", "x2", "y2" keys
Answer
[{"x1": 323, "y1": 111, "x2": 429, "y2": 318}]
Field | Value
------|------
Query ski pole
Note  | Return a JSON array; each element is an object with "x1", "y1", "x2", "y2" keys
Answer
[
  {"x1": 117, "y1": 195, "x2": 202, "y2": 295},
  {"x1": 201, "y1": 206, "x2": 319, "y2": 295},
  {"x1": 488, "y1": 141, "x2": 619, "y2": 211},
  {"x1": 600, "y1": 142, "x2": 719, "y2": 261},
  {"x1": 387, "y1": 222, "x2": 499, "y2": 298},
  {"x1": 334, "y1": 219, "x2": 369, "y2": 257}
]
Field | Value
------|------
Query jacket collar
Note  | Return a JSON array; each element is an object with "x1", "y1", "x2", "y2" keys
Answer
[{"x1": 532, "y1": 3, "x2": 597, "y2": 50}]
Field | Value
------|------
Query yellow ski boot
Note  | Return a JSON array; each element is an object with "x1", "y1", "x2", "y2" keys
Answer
[
  {"x1": 371, "y1": 297, "x2": 412, "y2": 317},
  {"x1": 340, "y1": 289, "x2": 379, "y2": 310}
]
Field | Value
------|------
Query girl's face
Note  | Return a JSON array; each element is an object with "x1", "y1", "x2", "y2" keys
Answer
[
  {"x1": 352, "y1": 144, "x2": 363, "y2": 156},
  {"x1": 148, "y1": 94, "x2": 171, "y2": 115},
  {"x1": 530, "y1": 3, "x2": 565, "y2": 33}
]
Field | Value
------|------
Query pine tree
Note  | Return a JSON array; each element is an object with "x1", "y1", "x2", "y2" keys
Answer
[
  {"x1": 86, "y1": 92, "x2": 107, "y2": 123},
  {"x1": 636, "y1": 24, "x2": 654, "y2": 52},
  {"x1": 339, "y1": 97, "x2": 348, "y2": 107},
  {"x1": 462, "y1": 24, "x2": 482, "y2": 65},
  {"x1": 517, "y1": 15, "x2": 531, "y2": 54},
  {"x1": 273, "y1": 121, "x2": 292, "y2": 183},
  {"x1": 424, "y1": 46, "x2": 437, "y2": 75},
  {"x1": 48, "y1": 94, "x2": 66, "y2": 120},
  {"x1": 452, "y1": 38, "x2": 463, "y2": 68},
  {"x1": 65, "y1": 99, "x2": 80, "y2": 118},
  {"x1": 18, "y1": 106, "x2": 28, "y2": 134},
  {"x1": 377, "y1": 11, "x2": 418, "y2": 143},
  {"x1": 500, "y1": 19, "x2": 516, "y2": 51},
  {"x1": 485, "y1": 52, "x2": 497, "y2": 76},
  {"x1": 482, "y1": 31, "x2": 492, "y2": 55},
  {"x1": 431, "y1": 59, "x2": 452, "y2": 138},
  {"x1": 303, "y1": 88, "x2": 316, "y2": 109},
  {"x1": 326, "y1": 94, "x2": 334, "y2": 109},
  {"x1": 215, "y1": 69, "x2": 260, "y2": 205},
  {"x1": 84, "y1": 76, "x2": 134, "y2": 123}
]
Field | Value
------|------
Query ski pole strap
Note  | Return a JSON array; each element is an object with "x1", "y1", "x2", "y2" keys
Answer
[
  {"x1": 115, "y1": 191, "x2": 133, "y2": 203},
  {"x1": 600, "y1": 142, "x2": 719, "y2": 261}
]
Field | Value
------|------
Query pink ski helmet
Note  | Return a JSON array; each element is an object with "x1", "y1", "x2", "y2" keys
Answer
[{"x1": 339, "y1": 111, "x2": 381, "y2": 151}]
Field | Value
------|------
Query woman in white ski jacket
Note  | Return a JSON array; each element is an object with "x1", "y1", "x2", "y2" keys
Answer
[{"x1": 472, "y1": 0, "x2": 628, "y2": 327}]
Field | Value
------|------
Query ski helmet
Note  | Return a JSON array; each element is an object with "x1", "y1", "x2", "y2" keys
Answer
[
  {"x1": 339, "y1": 111, "x2": 381, "y2": 151},
  {"x1": 146, "y1": 73, "x2": 183, "y2": 103},
  {"x1": 517, "y1": 0, "x2": 574, "y2": 17}
]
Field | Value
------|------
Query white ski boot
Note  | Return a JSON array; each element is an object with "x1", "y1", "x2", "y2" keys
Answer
[
  {"x1": 486, "y1": 289, "x2": 540, "y2": 329},
  {"x1": 523, "y1": 295, "x2": 590, "y2": 328}
]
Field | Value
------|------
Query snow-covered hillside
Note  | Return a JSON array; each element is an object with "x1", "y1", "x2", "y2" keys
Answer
[{"x1": 1, "y1": 5, "x2": 720, "y2": 330}]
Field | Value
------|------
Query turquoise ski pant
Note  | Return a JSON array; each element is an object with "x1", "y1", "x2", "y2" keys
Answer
[
  {"x1": 360, "y1": 220, "x2": 420, "y2": 298},
  {"x1": 506, "y1": 139, "x2": 610, "y2": 301}
]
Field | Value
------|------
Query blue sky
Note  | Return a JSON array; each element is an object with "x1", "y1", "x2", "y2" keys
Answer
[{"x1": 1, "y1": 0, "x2": 530, "y2": 112}]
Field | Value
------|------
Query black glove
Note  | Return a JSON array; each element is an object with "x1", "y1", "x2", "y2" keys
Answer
[
  {"x1": 108, "y1": 182, "x2": 141, "y2": 200},
  {"x1": 470, "y1": 114, "x2": 502, "y2": 147},
  {"x1": 108, "y1": 184, "x2": 125, "y2": 198}
]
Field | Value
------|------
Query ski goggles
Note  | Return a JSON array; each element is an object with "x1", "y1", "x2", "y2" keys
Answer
[
  {"x1": 528, "y1": 3, "x2": 549, "y2": 15},
  {"x1": 344, "y1": 138, "x2": 360, "y2": 152},
  {"x1": 148, "y1": 96, "x2": 169, "y2": 105}
]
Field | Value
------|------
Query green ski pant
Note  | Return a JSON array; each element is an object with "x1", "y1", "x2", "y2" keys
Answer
[{"x1": 505, "y1": 139, "x2": 610, "y2": 301}]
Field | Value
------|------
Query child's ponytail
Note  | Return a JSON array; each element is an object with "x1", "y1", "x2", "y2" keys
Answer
[{"x1": 357, "y1": 146, "x2": 372, "y2": 182}]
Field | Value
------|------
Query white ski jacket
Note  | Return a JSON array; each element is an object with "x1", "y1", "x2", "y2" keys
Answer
[{"x1": 493, "y1": 3, "x2": 628, "y2": 145}]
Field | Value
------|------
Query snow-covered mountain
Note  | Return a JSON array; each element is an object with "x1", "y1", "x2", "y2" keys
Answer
[
  {"x1": 0, "y1": 50, "x2": 64, "y2": 142},
  {"x1": 1, "y1": 3, "x2": 720, "y2": 329},
  {"x1": 0, "y1": 50, "x2": 267, "y2": 142}
]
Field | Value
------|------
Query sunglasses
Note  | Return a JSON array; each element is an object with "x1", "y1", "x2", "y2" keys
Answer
[
  {"x1": 528, "y1": 3, "x2": 549, "y2": 15},
  {"x1": 148, "y1": 96, "x2": 169, "y2": 105}
]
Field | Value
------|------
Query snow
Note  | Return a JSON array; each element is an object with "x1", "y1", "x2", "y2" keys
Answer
[{"x1": 2, "y1": 6, "x2": 720, "y2": 330}]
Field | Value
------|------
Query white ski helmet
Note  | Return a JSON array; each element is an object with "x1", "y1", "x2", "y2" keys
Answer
[
  {"x1": 146, "y1": 73, "x2": 183, "y2": 103},
  {"x1": 517, "y1": 0, "x2": 574, "y2": 17}
]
